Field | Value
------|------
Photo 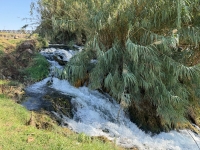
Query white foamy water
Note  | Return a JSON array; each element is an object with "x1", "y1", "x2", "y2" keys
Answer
[
  {"x1": 27, "y1": 77, "x2": 200, "y2": 150},
  {"x1": 26, "y1": 48, "x2": 200, "y2": 149},
  {"x1": 40, "y1": 48, "x2": 80, "y2": 62}
]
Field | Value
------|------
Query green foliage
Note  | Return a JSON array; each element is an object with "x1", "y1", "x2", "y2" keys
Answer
[
  {"x1": 0, "y1": 49, "x2": 4, "y2": 55},
  {"x1": 7, "y1": 80, "x2": 21, "y2": 86},
  {"x1": 0, "y1": 80, "x2": 8, "y2": 85},
  {"x1": 31, "y1": 0, "x2": 88, "y2": 44},
  {"x1": 77, "y1": 133, "x2": 91, "y2": 143},
  {"x1": 23, "y1": 54, "x2": 49, "y2": 81},
  {"x1": 35, "y1": 34, "x2": 49, "y2": 49}
]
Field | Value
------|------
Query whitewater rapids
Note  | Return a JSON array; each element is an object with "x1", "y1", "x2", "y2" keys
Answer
[
  {"x1": 26, "y1": 76, "x2": 200, "y2": 150},
  {"x1": 23, "y1": 47, "x2": 200, "y2": 149}
]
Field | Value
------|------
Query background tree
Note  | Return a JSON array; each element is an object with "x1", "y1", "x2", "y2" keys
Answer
[{"x1": 31, "y1": 0, "x2": 88, "y2": 44}]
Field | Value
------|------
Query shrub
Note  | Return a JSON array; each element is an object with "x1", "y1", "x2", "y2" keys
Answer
[{"x1": 23, "y1": 54, "x2": 49, "y2": 82}]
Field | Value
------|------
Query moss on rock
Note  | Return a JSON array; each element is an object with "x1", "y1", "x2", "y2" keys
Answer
[{"x1": 43, "y1": 90, "x2": 73, "y2": 119}]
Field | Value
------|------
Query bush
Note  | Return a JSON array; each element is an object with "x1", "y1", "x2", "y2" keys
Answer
[
  {"x1": 23, "y1": 54, "x2": 49, "y2": 82},
  {"x1": 36, "y1": 36, "x2": 49, "y2": 49}
]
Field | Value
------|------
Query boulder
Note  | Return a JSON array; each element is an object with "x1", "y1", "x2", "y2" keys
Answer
[{"x1": 43, "y1": 90, "x2": 73, "y2": 118}]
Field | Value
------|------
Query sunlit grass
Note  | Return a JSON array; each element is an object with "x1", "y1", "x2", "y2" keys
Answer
[
  {"x1": 0, "y1": 38, "x2": 20, "y2": 51},
  {"x1": 0, "y1": 80, "x2": 9, "y2": 85},
  {"x1": 0, "y1": 95, "x2": 121, "y2": 150},
  {"x1": 0, "y1": 33, "x2": 27, "y2": 52}
]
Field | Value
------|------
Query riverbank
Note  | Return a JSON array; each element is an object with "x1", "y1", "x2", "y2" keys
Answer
[{"x1": 0, "y1": 94, "x2": 120, "y2": 150}]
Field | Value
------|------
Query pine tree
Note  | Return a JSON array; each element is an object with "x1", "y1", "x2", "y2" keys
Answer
[{"x1": 35, "y1": 0, "x2": 200, "y2": 132}]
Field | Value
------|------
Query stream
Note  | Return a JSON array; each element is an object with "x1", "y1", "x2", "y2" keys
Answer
[{"x1": 21, "y1": 47, "x2": 200, "y2": 150}]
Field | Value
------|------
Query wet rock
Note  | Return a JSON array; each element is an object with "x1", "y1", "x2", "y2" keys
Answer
[
  {"x1": 53, "y1": 55, "x2": 67, "y2": 66},
  {"x1": 40, "y1": 48, "x2": 76, "y2": 65},
  {"x1": 128, "y1": 100, "x2": 166, "y2": 134},
  {"x1": 22, "y1": 81, "x2": 74, "y2": 119},
  {"x1": 102, "y1": 128, "x2": 109, "y2": 133},
  {"x1": 43, "y1": 90, "x2": 73, "y2": 118}
]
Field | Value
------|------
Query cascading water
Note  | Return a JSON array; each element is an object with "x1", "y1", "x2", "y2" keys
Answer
[{"x1": 22, "y1": 47, "x2": 200, "y2": 150}]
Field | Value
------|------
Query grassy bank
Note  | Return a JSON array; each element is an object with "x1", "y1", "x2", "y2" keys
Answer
[
  {"x1": 0, "y1": 94, "x2": 120, "y2": 150},
  {"x1": 0, "y1": 38, "x2": 21, "y2": 52},
  {"x1": 0, "y1": 37, "x2": 122, "y2": 149}
]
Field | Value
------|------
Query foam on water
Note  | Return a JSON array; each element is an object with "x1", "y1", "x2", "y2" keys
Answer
[{"x1": 27, "y1": 77, "x2": 200, "y2": 149}]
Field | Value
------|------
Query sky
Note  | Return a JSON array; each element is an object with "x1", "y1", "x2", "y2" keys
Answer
[{"x1": 0, "y1": 0, "x2": 36, "y2": 30}]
